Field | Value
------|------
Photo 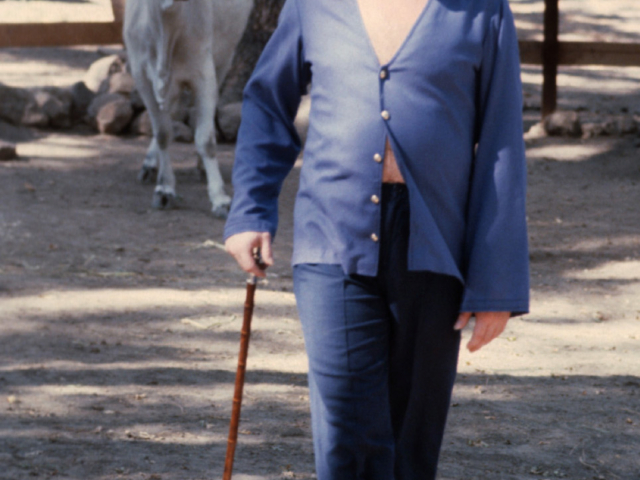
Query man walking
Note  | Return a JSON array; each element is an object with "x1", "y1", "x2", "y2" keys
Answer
[{"x1": 225, "y1": 0, "x2": 529, "y2": 478}]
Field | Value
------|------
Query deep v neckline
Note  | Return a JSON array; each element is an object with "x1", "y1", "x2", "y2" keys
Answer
[{"x1": 353, "y1": 0, "x2": 433, "y2": 68}]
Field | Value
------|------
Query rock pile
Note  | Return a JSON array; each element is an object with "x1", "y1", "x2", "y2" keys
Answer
[
  {"x1": 526, "y1": 110, "x2": 640, "y2": 141},
  {"x1": 0, "y1": 53, "x2": 241, "y2": 142}
]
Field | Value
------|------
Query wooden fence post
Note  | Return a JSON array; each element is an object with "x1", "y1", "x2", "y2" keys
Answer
[
  {"x1": 542, "y1": 0, "x2": 559, "y2": 117},
  {"x1": 111, "y1": 0, "x2": 125, "y2": 24}
]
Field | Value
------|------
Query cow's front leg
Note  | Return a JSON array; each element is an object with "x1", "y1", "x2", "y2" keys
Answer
[
  {"x1": 132, "y1": 67, "x2": 177, "y2": 208},
  {"x1": 192, "y1": 57, "x2": 230, "y2": 219}
]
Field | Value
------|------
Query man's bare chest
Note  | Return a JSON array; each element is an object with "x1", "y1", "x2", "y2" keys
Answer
[{"x1": 355, "y1": 0, "x2": 430, "y2": 65}]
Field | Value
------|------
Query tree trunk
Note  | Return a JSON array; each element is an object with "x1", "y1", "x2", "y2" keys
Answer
[{"x1": 218, "y1": 0, "x2": 285, "y2": 108}]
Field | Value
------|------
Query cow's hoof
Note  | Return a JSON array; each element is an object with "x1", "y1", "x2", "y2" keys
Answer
[
  {"x1": 211, "y1": 203, "x2": 229, "y2": 219},
  {"x1": 152, "y1": 191, "x2": 177, "y2": 210},
  {"x1": 137, "y1": 166, "x2": 158, "y2": 184}
]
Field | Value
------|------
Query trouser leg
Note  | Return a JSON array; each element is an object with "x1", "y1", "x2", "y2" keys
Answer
[
  {"x1": 294, "y1": 264, "x2": 395, "y2": 480},
  {"x1": 380, "y1": 184, "x2": 463, "y2": 480},
  {"x1": 387, "y1": 273, "x2": 462, "y2": 480}
]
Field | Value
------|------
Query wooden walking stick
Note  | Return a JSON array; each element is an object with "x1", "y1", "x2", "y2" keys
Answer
[{"x1": 223, "y1": 254, "x2": 265, "y2": 480}]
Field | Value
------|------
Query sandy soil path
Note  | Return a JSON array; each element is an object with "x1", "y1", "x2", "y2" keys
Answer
[{"x1": 1, "y1": 1, "x2": 639, "y2": 479}]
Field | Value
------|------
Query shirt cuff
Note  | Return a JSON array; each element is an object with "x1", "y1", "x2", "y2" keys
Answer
[
  {"x1": 223, "y1": 219, "x2": 276, "y2": 242},
  {"x1": 459, "y1": 298, "x2": 529, "y2": 317}
]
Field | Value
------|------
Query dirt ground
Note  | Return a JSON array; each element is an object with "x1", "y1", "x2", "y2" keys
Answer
[{"x1": 1, "y1": 1, "x2": 640, "y2": 479}]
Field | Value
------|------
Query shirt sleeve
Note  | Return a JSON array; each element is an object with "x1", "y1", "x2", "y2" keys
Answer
[
  {"x1": 223, "y1": 0, "x2": 309, "y2": 241},
  {"x1": 460, "y1": 0, "x2": 530, "y2": 315}
]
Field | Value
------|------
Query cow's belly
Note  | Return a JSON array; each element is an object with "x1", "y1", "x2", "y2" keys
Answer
[{"x1": 211, "y1": 0, "x2": 253, "y2": 83}]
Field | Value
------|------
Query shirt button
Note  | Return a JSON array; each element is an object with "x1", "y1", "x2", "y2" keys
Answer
[
  {"x1": 373, "y1": 153, "x2": 383, "y2": 163},
  {"x1": 371, "y1": 233, "x2": 379, "y2": 242},
  {"x1": 371, "y1": 194, "x2": 380, "y2": 204},
  {"x1": 381, "y1": 110, "x2": 390, "y2": 121},
  {"x1": 380, "y1": 69, "x2": 388, "y2": 80}
]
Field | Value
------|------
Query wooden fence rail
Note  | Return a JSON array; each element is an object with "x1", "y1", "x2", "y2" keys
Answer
[
  {"x1": 0, "y1": 22, "x2": 123, "y2": 48},
  {"x1": 0, "y1": 0, "x2": 639, "y2": 117},
  {"x1": 0, "y1": 0, "x2": 124, "y2": 48},
  {"x1": 519, "y1": 41, "x2": 640, "y2": 67}
]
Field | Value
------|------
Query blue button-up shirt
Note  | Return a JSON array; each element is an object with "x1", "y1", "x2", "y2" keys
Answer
[{"x1": 224, "y1": 0, "x2": 529, "y2": 314}]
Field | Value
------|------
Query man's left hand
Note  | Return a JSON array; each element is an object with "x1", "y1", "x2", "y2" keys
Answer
[{"x1": 454, "y1": 311, "x2": 510, "y2": 352}]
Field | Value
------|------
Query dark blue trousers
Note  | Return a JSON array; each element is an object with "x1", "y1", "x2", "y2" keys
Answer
[{"x1": 293, "y1": 184, "x2": 463, "y2": 480}]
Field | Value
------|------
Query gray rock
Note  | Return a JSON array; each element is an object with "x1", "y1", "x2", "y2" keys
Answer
[
  {"x1": 130, "y1": 110, "x2": 153, "y2": 136},
  {"x1": 602, "y1": 119, "x2": 619, "y2": 136},
  {"x1": 108, "y1": 72, "x2": 136, "y2": 96},
  {"x1": 617, "y1": 116, "x2": 637, "y2": 135},
  {"x1": 0, "y1": 84, "x2": 73, "y2": 129},
  {"x1": 544, "y1": 111, "x2": 582, "y2": 137},
  {"x1": 83, "y1": 54, "x2": 126, "y2": 93},
  {"x1": 70, "y1": 81, "x2": 96, "y2": 122},
  {"x1": 173, "y1": 121, "x2": 193, "y2": 143},
  {"x1": 21, "y1": 100, "x2": 48, "y2": 128},
  {"x1": 523, "y1": 121, "x2": 547, "y2": 141},
  {"x1": 31, "y1": 91, "x2": 58, "y2": 128},
  {"x1": 0, "y1": 83, "x2": 33, "y2": 125},
  {"x1": 37, "y1": 87, "x2": 73, "y2": 128},
  {"x1": 580, "y1": 116, "x2": 637, "y2": 138},
  {"x1": 0, "y1": 140, "x2": 18, "y2": 161},
  {"x1": 129, "y1": 89, "x2": 146, "y2": 112},
  {"x1": 88, "y1": 93, "x2": 133, "y2": 134},
  {"x1": 217, "y1": 102, "x2": 243, "y2": 141},
  {"x1": 581, "y1": 122, "x2": 606, "y2": 139}
]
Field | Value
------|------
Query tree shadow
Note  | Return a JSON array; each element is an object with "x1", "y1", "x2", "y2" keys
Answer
[
  {"x1": 440, "y1": 373, "x2": 640, "y2": 480},
  {"x1": 2, "y1": 363, "x2": 638, "y2": 478},
  {"x1": 0, "y1": 300, "x2": 312, "y2": 479}
]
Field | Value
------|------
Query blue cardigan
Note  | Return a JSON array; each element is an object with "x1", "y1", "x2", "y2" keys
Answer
[{"x1": 224, "y1": 0, "x2": 529, "y2": 315}]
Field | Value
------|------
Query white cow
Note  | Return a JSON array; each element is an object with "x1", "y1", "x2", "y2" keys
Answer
[{"x1": 124, "y1": 0, "x2": 252, "y2": 217}]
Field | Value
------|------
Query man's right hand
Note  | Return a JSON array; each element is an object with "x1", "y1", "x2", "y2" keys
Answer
[{"x1": 225, "y1": 231, "x2": 273, "y2": 278}]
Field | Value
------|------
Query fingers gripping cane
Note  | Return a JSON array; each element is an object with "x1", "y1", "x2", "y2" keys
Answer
[{"x1": 223, "y1": 252, "x2": 266, "y2": 480}]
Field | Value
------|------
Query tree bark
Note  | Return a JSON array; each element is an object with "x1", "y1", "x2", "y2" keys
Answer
[{"x1": 218, "y1": 0, "x2": 285, "y2": 108}]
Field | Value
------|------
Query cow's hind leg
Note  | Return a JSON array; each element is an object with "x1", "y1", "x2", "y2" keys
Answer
[
  {"x1": 137, "y1": 137, "x2": 159, "y2": 184},
  {"x1": 196, "y1": 155, "x2": 207, "y2": 183},
  {"x1": 151, "y1": 119, "x2": 177, "y2": 210},
  {"x1": 133, "y1": 68, "x2": 177, "y2": 209},
  {"x1": 191, "y1": 56, "x2": 230, "y2": 218}
]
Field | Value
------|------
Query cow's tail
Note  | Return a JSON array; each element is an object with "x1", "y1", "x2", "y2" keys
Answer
[{"x1": 153, "y1": 15, "x2": 180, "y2": 111}]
